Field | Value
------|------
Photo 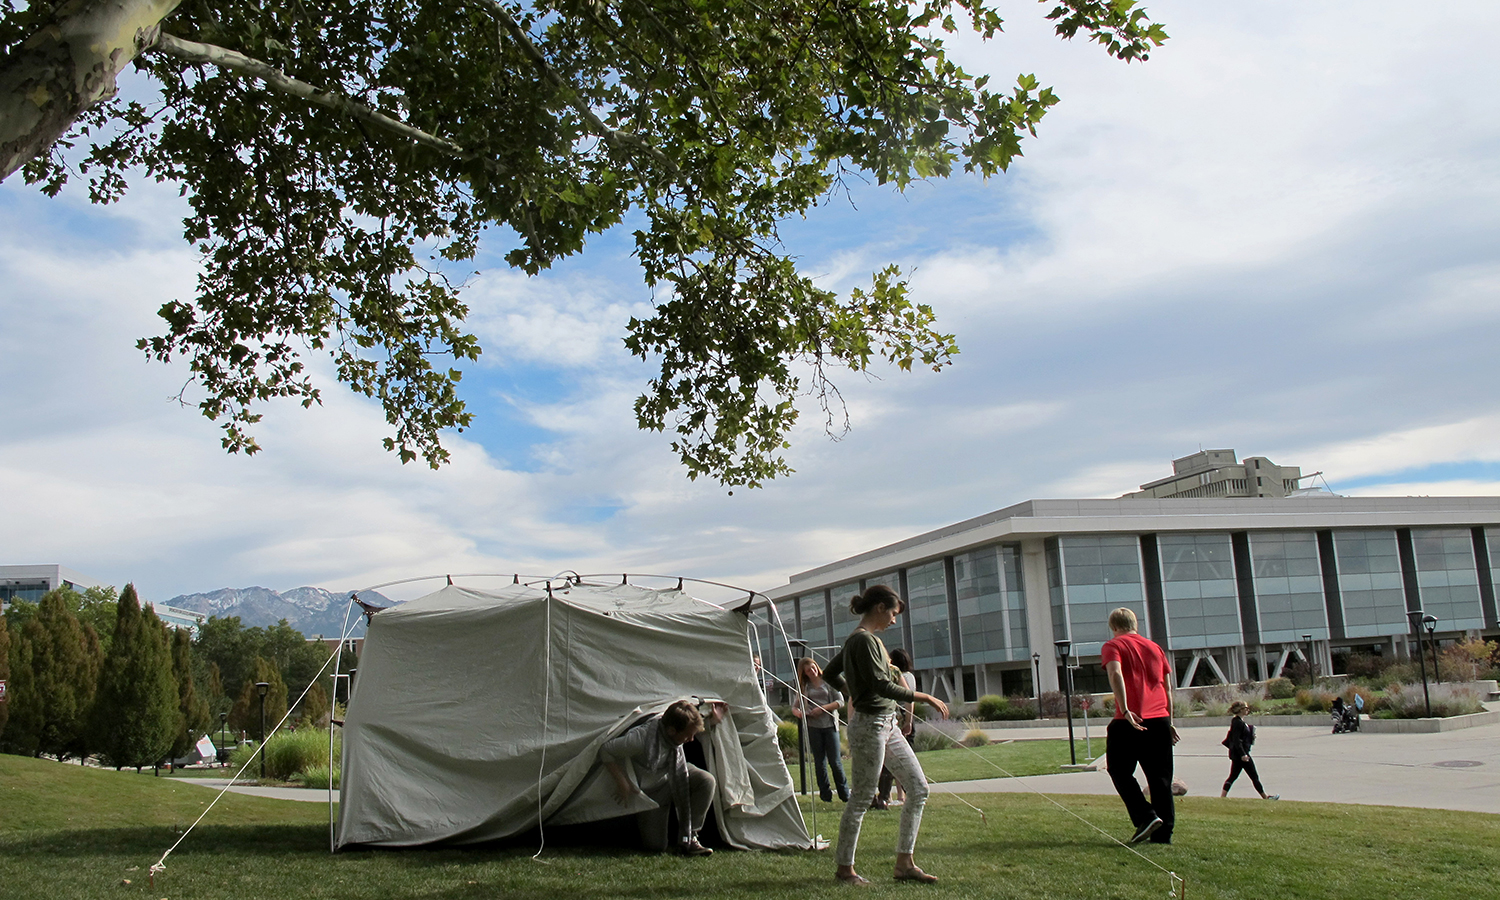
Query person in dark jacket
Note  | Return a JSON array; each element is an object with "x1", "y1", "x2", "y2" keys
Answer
[
  {"x1": 823, "y1": 584, "x2": 950, "y2": 885},
  {"x1": 1220, "y1": 700, "x2": 1278, "y2": 800}
]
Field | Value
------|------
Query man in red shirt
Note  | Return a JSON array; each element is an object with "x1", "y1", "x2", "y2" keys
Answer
[{"x1": 1101, "y1": 607, "x2": 1179, "y2": 845}]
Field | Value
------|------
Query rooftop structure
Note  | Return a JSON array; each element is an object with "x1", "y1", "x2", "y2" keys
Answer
[{"x1": 1123, "y1": 449, "x2": 1307, "y2": 499}]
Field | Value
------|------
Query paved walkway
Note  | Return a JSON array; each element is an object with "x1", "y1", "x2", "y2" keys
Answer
[
  {"x1": 178, "y1": 718, "x2": 1500, "y2": 814},
  {"x1": 929, "y1": 719, "x2": 1500, "y2": 814},
  {"x1": 179, "y1": 777, "x2": 333, "y2": 803}
]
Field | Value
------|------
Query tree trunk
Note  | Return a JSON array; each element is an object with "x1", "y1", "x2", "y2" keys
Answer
[{"x1": 0, "y1": 0, "x2": 182, "y2": 182}]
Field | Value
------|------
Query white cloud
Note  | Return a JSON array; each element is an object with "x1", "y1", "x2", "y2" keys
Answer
[{"x1": 4, "y1": 1, "x2": 1500, "y2": 610}]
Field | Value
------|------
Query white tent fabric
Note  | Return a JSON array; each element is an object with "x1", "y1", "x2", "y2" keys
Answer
[{"x1": 335, "y1": 582, "x2": 809, "y2": 850}]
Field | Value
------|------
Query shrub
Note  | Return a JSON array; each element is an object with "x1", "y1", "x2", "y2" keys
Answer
[
  {"x1": 1172, "y1": 699, "x2": 1191, "y2": 719},
  {"x1": 1265, "y1": 677, "x2": 1296, "y2": 700},
  {"x1": 776, "y1": 720, "x2": 800, "y2": 758},
  {"x1": 1038, "y1": 691, "x2": 1066, "y2": 718},
  {"x1": 1440, "y1": 637, "x2": 1500, "y2": 683},
  {"x1": 975, "y1": 694, "x2": 1009, "y2": 720},
  {"x1": 1343, "y1": 652, "x2": 1392, "y2": 680},
  {"x1": 994, "y1": 698, "x2": 1038, "y2": 720},
  {"x1": 1382, "y1": 683, "x2": 1485, "y2": 718},
  {"x1": 1294, "y1": 688, "x2": 1336, "y2": 712},
  {"x1": 229, "y1": 728, "x2": 340, "y2": 782},
  {"x1": 960, "y1": 719, "x2": 990, "y2": 747},
  {"x1": 294, "y1": 765, "x2": 340, "y2": 789},
  {"x1": 913, "y1": 725, "x2": 956, "y2": 753}
]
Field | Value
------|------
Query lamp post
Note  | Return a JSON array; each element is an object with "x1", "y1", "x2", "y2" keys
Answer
[
  {"x1": 1054, "y1": 639, "x2": 1076, "y2": 766},
  {"x1": 1406, "y1": 610, "x2": 1432, "y2": 718},
  {"x1": 1301, "y1": 634, "x2": 1314, "y2": 686},
  {"x1": 219, "y1": 712, "x2": 228, "y2": 765},
  {"x1": 1423, "y1": 615, "x2": 1440, "y2": 685},
  {"x1": 255, "y1": 682, "x2": 270, "y2": 780},
  {"x1": 1031, "y1": 652, "x2": 1041, "y2": 701}
]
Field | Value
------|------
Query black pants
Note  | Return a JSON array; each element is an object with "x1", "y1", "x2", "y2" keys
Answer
[
  {"x1": 1223, "y1": 754, "x2": 1263, "y2": 795},
  {"x1": 1106, "y1": 717, "x2": 1174, "y2": 843}
]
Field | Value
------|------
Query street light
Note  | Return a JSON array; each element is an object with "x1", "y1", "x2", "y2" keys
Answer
[
  {"x1": 1423, "y1": 615, "x2": 1440, "y2": 685},
  {"x1": 1054, "y1": 639, "x2": 1076, "y2": 766},
  {"x1": 1406, "y1": 610, "x2": 1432, "y2": 718},
  {"x1": 255, "y1": 682, "x2": 270, "y2": 780},
  {"x1": 1301, "y1": 634, "x2": 1314, "y2": 686},
  {"x1": 1031, "y1": 652, "x2": 1041, "y2": 701},
  {"x1": 219, "y1": 712, "x2": 229, "y2": 766}
]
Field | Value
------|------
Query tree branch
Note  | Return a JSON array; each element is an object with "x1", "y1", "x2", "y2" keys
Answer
[
  {"x1": 474, "y1": 0, "x2": 677, "y2": 174},
  {"x1": 147, "y1": 32, "x2": 504, "y2": 172}
]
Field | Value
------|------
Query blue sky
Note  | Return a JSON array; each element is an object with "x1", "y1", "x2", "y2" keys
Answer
[{"x1": 3, "y1": 1, "x2": 1500, "y2": 604}]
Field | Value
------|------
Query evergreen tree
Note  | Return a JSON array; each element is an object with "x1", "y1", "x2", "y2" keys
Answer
[
  {"x1": 71, "y1": 622, "x2": 104, "y2": 761},
  {"x1": 4, "y1": 590, "x2": 96, "y2": 759},
  {"x1": 298, "y1": 682, "x2": 330, "y2": 730},
  {"x1": 0, "y1": 617, "x2": 11, "y2": 743},
  {"x1": 90, "y1": 585, "x2": 178, "y2": 769},
  {"x1": 2, "y1": 630, "x2": 39, "y2": 755},
  {"x1": 228, "y1": 656, "x2": 288, "y2": 740},
  {"x1": 170, "y1": 629, "x2": 211, "y2": 758}
]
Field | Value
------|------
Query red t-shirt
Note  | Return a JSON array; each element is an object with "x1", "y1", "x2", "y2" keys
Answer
[{"x1": 1100, "y1": 631, "x2": 1171, "y2": 720}]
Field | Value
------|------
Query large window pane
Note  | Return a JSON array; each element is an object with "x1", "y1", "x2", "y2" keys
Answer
[
  {"x1": 954, "y1": 545, "x2": 1028, "y2": 663},
  {"x1": 829, "y1": 581, "x2": 862, "y2": 646},
  {"x1": 799, "y1": 591, "x2": 830, "y2": 659},
  {"x1": 1412, "y1": 528, "x2": 1484, "y2": 630},
  {"x1": 1251, "y1": 532, "x2": 1327, "y2": 643},
  {"x1": 1333, "y1": 530, "x2": 1407, "y2": 638},
  {"x1": 1053, "y1": 535, "x2": 1145, "y2": 657},
  {"x1": 1157, "y1": 533, "x2": 1240, "y2": 650},
  {"x1": 906, "y1": 561, "x2": 952, "y2": 668}
]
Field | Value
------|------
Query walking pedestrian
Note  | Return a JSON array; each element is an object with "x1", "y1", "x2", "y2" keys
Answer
[
  {"x1": 1220, "y1": 700, "x2": 1278, "y2": 800},
  {"x1": 1101, "y1": 607, "x2": 1179, "y2": 845}
]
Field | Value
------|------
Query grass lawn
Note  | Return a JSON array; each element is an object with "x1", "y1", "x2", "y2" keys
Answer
[
  {"x1": 790, "y1": 739, "x2": 1080, "y2": 789},
  {"x1": 4, "y1": 752, "x2": 1500, "y2": 900}
]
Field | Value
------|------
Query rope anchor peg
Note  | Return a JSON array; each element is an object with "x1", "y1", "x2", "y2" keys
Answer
[{"x1": 1168, "y1": 872, "x2": 1185, "y2": 899}]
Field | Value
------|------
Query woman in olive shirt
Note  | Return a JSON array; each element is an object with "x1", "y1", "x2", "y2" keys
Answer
[{"x1": 823, "y1": 584, "x2": 949, "y2": 885}]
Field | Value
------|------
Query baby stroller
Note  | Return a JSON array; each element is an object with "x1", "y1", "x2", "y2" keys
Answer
[{"x1": 1330, "y1": 695, "x2": 1362, "y2": 734}]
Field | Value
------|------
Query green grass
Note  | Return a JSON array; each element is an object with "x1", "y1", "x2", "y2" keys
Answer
[
  {"x1": 4, "y1": 752, "x2": 1500, "y2": 900},
  {"x1": 789, "y1": 739, "x2": 1077, "y2": 788}
]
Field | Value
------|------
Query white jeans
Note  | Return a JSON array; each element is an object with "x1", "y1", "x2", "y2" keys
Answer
[{"x1": 835, "y1": 711, "x2": 929, "y2": 866}]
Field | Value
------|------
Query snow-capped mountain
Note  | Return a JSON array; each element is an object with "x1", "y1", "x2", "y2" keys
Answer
[{"x1": 163, "y1": 586, "x2": 393, "y2": 637}]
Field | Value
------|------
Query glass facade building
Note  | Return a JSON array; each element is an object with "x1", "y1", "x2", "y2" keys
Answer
[{"x1": 764, "y1": 497, "x2": 1500, "y2": 702}]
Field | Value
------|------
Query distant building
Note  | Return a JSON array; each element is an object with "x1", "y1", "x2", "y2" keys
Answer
[
  {"x1": 1123, "y1": 449, "x2": 1307, "y2": 500},
  {"x1": 149, "y1": 602, "x2": 206, "y2": 636},
  {"x1": 757, "y1": 493, "x2": 1500, "y2": 705},
  {"x1": 0, "y1": 564, "x2": 102, "y2": 612}
]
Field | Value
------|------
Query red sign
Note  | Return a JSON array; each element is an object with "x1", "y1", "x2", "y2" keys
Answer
[{"x1": 1078, "y1": 696, "x2": 1091, "y2": 709}]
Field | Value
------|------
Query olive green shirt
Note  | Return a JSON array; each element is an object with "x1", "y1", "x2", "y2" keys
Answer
[{"x1": 822, "y1": 629, "x2": 916, "y2": 715}]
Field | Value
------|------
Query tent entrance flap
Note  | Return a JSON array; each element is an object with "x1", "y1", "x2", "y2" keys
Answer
[{"x1": 335, "y1": 582, "x2": 809, "y2": 850}]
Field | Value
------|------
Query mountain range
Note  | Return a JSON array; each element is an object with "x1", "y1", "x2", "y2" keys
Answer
[{"x1": 161, "y1": 586, "x2": 395, "y2": 638}]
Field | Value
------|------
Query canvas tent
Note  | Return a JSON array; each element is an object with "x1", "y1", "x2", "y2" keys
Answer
[{"x1": 335, "y1": 581, "x2": 809, "y2": 850}]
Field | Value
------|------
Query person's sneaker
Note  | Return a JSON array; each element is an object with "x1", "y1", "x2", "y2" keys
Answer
[
  {"x1": 678, "y1": 839, "x2": 713, "y2": 857},
  {"x1": 1128, "y1": 817, "x2": 1163, "y2": 844},
  {"x1": 1266, "y1": 794, "x2": 1280, "y2": 801},
  {"x1": 869, "y1": 798, "x2": 888, "y2": 810},
  {"x1": 821, "y1": 792, "x2": 834, "y2": 803}
]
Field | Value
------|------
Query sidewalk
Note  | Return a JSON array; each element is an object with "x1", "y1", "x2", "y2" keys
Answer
[
  {"x1": 179, "y1": 777, "x2": 333, "y2": 803},
  {"x1": 930, "y1": 719, "x2": 1500, "y2": 814}
]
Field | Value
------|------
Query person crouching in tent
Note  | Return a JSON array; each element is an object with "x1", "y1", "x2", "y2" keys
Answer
[{"x1": 601, "y1": 699, "x2": 721, "y2": 856}]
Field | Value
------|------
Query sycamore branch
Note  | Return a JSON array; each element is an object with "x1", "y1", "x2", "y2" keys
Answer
[
  {"x1": 475, "y1": 0, "x2": 677, "y2": 174},
  {"x1": 148, "y1": 32, "x2": 503, "y2": 171}
]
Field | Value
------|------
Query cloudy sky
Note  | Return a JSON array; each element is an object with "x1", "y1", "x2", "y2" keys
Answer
[{"x1": 3, "y1": 1, "x2": 1499, "y2": 605}]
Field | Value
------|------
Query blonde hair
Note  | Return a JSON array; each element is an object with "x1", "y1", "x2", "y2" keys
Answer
[
  {"x1": 1229, "y1": 700, "x2": 1250, "y2": 716},
  {"x1": 1108, "y1": 607, "x2": 1138, "y2": 633}
]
